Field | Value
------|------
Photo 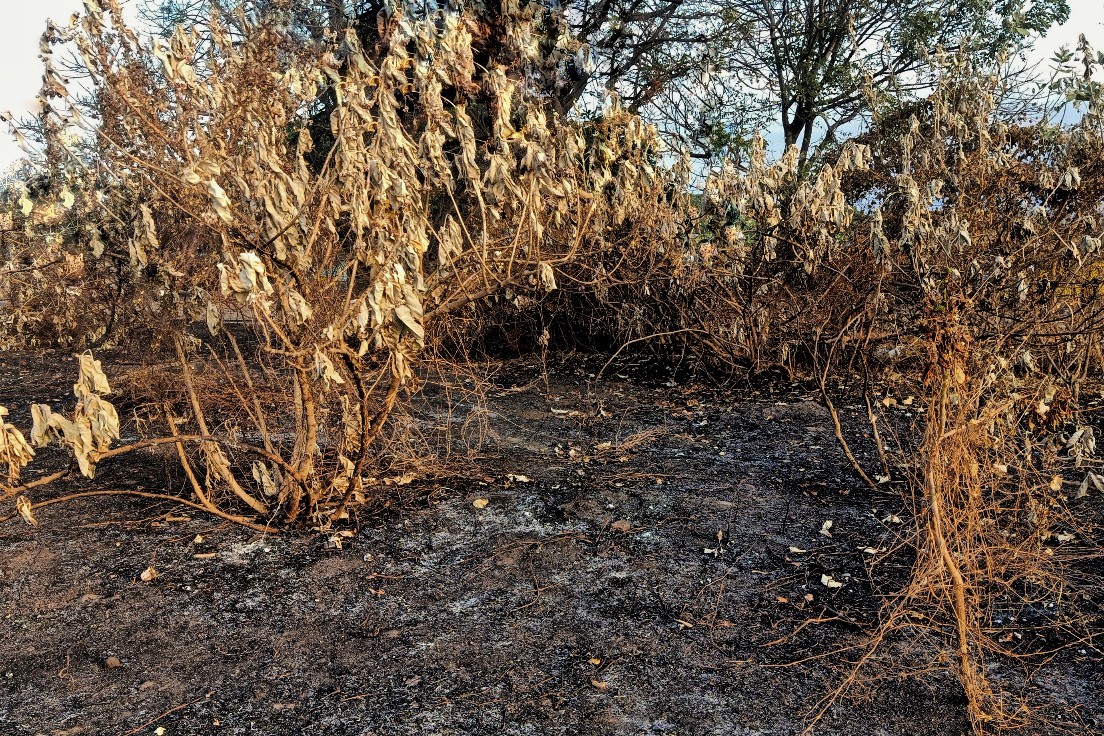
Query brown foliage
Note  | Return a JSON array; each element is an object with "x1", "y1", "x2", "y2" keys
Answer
[{"x1": 1, "y1": 4, "x2": 1102, "y2": 733}]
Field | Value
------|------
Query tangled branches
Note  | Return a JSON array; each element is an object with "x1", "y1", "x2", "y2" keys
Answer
[{"x1": 1, "y1": 2, "x2": 1102, "y2": 732}]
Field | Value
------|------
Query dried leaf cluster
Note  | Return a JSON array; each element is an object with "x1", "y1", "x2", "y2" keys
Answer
[{"x1": 1, "y1": 3, "x2": 1102, "y2": 732}]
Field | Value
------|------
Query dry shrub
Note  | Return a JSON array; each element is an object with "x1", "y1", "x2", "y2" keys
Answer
[
  {"x1": 763, "y1": 53, "x2": 1104, "y2": 732},
  {"x1": 1, "y1": 2, "x2": 1102, "y2": 732},
  {"x1": 1, "y1": 0, "x2": 687, "y2": 528},
  {"x1": 861, "y1": 55, "x2": 1103, "y2": 731}
]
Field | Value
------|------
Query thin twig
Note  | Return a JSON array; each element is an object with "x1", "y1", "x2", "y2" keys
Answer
[{"x1": 117, "y1": 693, "x2": 210, "y2": 736}]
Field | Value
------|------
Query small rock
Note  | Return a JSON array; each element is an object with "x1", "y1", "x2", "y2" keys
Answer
[{"x1": 105, "y1": 656, "x2": 122, "y2": 669}]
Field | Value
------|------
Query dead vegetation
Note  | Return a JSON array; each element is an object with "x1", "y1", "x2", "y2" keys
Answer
[{"x1": 1, "y1": 2, "x2": 1103, "y2": 733}]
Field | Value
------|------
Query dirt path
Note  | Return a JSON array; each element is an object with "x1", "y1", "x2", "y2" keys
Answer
[{"x1": 1, "y1": 355, "x2": 1098, "y2": 735}]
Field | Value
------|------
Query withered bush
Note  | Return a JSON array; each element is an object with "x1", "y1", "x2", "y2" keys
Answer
[
  {"x1": 1, "y1": 1, "x2": 688, "y2": 528},
  {"x1": 1, "y1": 2, "x2": 1102, "y2": 732}
]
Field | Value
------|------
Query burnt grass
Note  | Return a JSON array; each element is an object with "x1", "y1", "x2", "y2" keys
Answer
[{"x1": 1, "y1": 350, "x2": 1101, "y2": 736}]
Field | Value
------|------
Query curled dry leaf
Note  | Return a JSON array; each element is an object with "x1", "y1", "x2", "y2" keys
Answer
[
  {"x1": 208, "y1": 179, "x2": 233, "y2": 222},
  {"x1": 251, "y1": 461, "x2": 278, "y2": 497},
  {"x1": 0, "y1": 405, "x2": 35, "y2": 484},
  {"x1": 15, "y1": 495, "x2": 37, "y2": 526},
  {"x1": 538, "y1": 262, "x2": 557, "y2": 292},
  {"x1": 1077, "y1": 471, "x2": 1104, "y2": 498}
]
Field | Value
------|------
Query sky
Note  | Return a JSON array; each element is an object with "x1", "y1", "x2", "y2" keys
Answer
[
  {"x1": 1, "y1": 1, "x2": 88, "y2": 169},
  {"x1": 1, "y1": 0, "x2": 1103, "y2": 169},
  {"x1": 1029, "y1": 0, "x2": 1104, "y2": 67}
]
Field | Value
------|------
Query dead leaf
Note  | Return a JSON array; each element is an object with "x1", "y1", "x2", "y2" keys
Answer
[
  {"x1": 140, "y1": 566, "x2": 158, "y2": 582},
  {"x1": 1077, "y1": 471, "x2": 1104, "y2": 498},
  {"x1": 325, "y1": 533, "x2": 350, "y2": 549},
  {"x1": 821, "y1": 574, "x2": 844, "y2": 589},
  {"x1": 819, "y1": 520, "x2": 833, "y2": 537},
  {"x1": 588, "y1": 657, "x2": 602, "y2": 665},
  {"x1": 538, "y1": 262, "x2": 557, "y2": 291},
  {"x1": 472, "y1": 498, "x2": 489, "y2": 509},
  {"x1": 590, "y1": 679, "x2": 609, "y2": 692},
  {"x1": 15, "y1": 496, "x2": 36, "y2": 526}
]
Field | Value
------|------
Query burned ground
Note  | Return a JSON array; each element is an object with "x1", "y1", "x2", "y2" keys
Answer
[{"x1": 0, "y1": 352, "x2": 1099, "y2": 735}]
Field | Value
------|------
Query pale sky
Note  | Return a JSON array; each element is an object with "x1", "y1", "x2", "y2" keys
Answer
[
  {"x1": 1, "y1": 0, "x2": 1103, "y2": 169},
  {"x1": 1, "y1": 2, "x2": 88, "y2": 169}
]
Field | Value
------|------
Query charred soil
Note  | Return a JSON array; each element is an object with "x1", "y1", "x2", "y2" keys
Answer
[{"x1": 0, "y1": 352, "x2": 1100, "y2": 736}]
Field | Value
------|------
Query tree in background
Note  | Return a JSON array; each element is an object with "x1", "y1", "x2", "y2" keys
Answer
[
  {"x1": 718, "y1": 0, "x2": 1071, "y2": 166},
  {"x1": 138, "y1": 0, "x2": 1072, "y2": 167}
]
